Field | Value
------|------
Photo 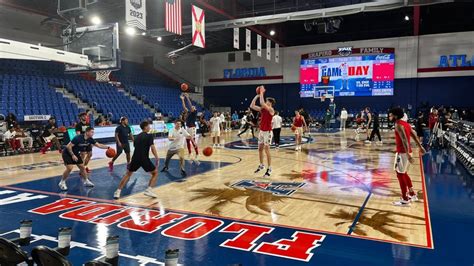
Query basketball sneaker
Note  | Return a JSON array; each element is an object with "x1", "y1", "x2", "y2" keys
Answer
[
  {"x1": 392, "y1": 199, "x2": 410, "y2": 207},
  {"x1": 181, "y1": 169, "x2": 187, "y2": 177},
  {"x1": 193, "y1": 156, "x2": 201, "y2": 166},
  {"x1": 408, "y1": 194, "x2": 419, "y2": 202},
  {"x1": 113, "y1": 189, "x2": 121, "y2": 199},
  {"x1": 161, "y1": 167, "x2": 169, "y2": 172},
  {"x1": 58, "y1": 180, "x2": 68, "y2": 191},
  {"x1": 264, "y1": 168, "x2": 272, "y2": 177},
  {"x1": 108, "y1": 161, "x2": 114, "y2": 172},
  {"x1": 83, "y1": 179, "x2": 95, "y2": 187},
  {"x1": 144, "y1": 188, "x2": 158, "y2": 198},
  {"x1": 254, "y1": 164, "x2": 265, "y2": 174}
]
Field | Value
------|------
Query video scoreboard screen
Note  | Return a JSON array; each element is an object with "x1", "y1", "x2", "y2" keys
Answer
[{"x1": 300, "y1": 47, "x2": 395, "y2": 97}]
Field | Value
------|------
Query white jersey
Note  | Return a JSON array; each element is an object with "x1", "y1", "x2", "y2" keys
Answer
[
  {"x1": 340, "y1": 63, "x2": 348, "y2": 77},
  {"x1": 210, "y1": 117, "x2": 221, "y2": 132},
  {"x1": 340, "y1": 110, "x2": 348, "y2": 119},
  {"x1": 272, "y1": 115, "x2": 282, "y2": 129},
  {"x1": 168, "y1": 128, "x2": 190, "y2": 151}
]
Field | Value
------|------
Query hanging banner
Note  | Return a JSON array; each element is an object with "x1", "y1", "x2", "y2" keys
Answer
[
  {"x1": 246, "y1": 29, "x2": 251, "y2": 53},
  {"x1": 257, "y1": 34, "x2": 262, "y2": 57},
  {"x1": 191, "y1": 5, "x2": 205, "y2": 48},
  {"x1": 126, "y1": 0, "x2": 147, "y2": 30},
  {"x1": 266, "y1": 39, "x2": 271, "y2": 60},
  {"x1": 233, "y1": 28, "x2": 239, "y2": 49},
  {"x1": 275, "y1": 43, "x2": 280, "y2": 63}
]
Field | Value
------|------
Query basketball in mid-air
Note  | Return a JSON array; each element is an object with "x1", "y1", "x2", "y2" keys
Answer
[
  {"x1": 106, "y1": 148, "x2": 116, "y2": 158},
  {"x1": 180, "y1": 83, "x2": 189, "y2": 92},
  {"x1": 203, "y1": 146, "x2": 213, "y2": 157},
  {"x1": 256, "y1": 86, "x2": 265, "y2": 95},
  {"x1": 58, "y1": 126, "x2": 67, "y2": 133}
]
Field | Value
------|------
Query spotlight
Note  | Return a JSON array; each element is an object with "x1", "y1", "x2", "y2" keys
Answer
[
  {"x1": 125, "y1": 26, "x2": 136, "y2": 36},
  {"x1": 90, "y1": 16, "x2": 102, "y2": 25},
  {"x1": 405, "y1": 15, "x2": 410, "y2": 21},
  {"x1": 157, "y1": 36, "x2": 162, "y2": 42},
  {"x1": 269, "y1": 30, "x2": 275, "y2": 36},
  {"x1": 141, "y1": 32, "x2": 146, "y2": 36}
]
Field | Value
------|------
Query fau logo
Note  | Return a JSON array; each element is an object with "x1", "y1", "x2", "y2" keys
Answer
[
  {"x1": 232, "y1": 180, "x2": 305, "y2": 196},
  {"x1": 338, "y1": 47, "x2": 352, "y2": 56}
]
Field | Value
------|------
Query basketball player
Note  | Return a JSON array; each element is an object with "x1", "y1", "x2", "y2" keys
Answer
[
  {"x1": 180, "y1": 93, "x2": 200, "y2": 164},
  {"x1": 114, "y1": 121, "x2": 160, "y2": 199},
  {"x1": 161, "y1": 120, "x2": 191, "y2": 177},
  {"x1": 75, "y1": 112, "x2": 93, "y2": 173},
  {"x1": 364, "y1": 107, "x2": 372, "y2": 142},
  {"x1": 237, "y1": 110, "x2": 256, "y2": 139},
  {"x1": 108, "y1": 117, "x2": 133, "y2": 171},
  {"x1": 59, "y1": 127, "x2": 110, "y2": 191},
  {"x1": 368, "y1": 111, "x2": 382, "y2": 144},
  {"x1": 389, "y1": 108, "x2": 426, "y2": 206},
  {"x1": 209, "y1": 112, "x2": 221, "y2": 148},
  {"x1": 292, "y1": 110, "x2": 307, "y2": 151},
  {"x1": 339, "y1": 62, "x2": 349, "y2": 91},
  {"x1": 250, "y1": 86, "x2": 275, "y2": 177}
]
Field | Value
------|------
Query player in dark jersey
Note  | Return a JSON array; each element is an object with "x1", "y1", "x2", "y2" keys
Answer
[
  {"x1": 114, "y1": 121, "x2": 160, "y2": 199},
  {"x1": 389, "y1": 108, "x2": 426, "y2": 207},
  {"x1": 75, "y1": 112, "x2": 93, "y2": 173},
  {"x1": 250, "y1": 86, "x2": 275, "y2": 177},
  {"x1": 108, "y1": 117, "x2": 134, "y2": 171},
  {"x1": 180, "y1": 93, "x2": 200, "y2": 164},
  {"x1": 59, "y1": 127, "x2": 110, "y2": 191}
]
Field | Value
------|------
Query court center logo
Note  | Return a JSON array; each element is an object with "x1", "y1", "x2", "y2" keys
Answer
[
  {"x1": 130, "y1": 0, "x2": 142, "y2": 9},
  {"x1": 225, "y1": 136, "x2": 311, "y2": 150},
  {"x1": 231, "y1": 180, "x2": 306, "y2": 196}
]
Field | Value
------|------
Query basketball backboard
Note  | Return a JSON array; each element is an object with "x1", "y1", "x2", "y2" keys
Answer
[{"x1": 63, "y1": 23, "x2": 120, "y2": 73}]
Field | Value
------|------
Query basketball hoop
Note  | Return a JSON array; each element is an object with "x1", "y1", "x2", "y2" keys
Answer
[{"x1": 96, "y1": 70, "x2": 111, "y2": 82}]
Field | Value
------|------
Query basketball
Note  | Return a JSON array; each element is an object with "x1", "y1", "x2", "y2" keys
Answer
[
  {"x1": 291, "y1": 125, "x2": 297, "y2": 132},
  {"x1": 58, "y1": 126, "x2": 67, "y2": 133},
  {"x1": 203, "y1": 146, "x2": 213, "y2": 157},
  {"x1": 106, "y1": 148, "x2": 116, "y2": 158},
  {"x1": 256, "y1": 86, "x2": 265, "y2": 95},
  {"x1": 180, "y1": 83, "x2": 189, "y2": 91}
]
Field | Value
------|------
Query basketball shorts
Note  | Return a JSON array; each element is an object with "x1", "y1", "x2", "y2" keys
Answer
[
  {"x1": 128, "y1": 158, "x2": 156, "y2": 173},
  {"x1": 294, "y1": 126, "x2": 304, "y2": 135},
  {"x1": 394, "y1": 153, "x2": 411, "y2": 174},
  {"x1": 211, "y1": 130, "x2": 221, "y2": 137},
  {"x1": 43, "y1": 135, "x2": 55, "y2": 142},
  {"x1": 186, "y1": 127, "x2": 197, "y2": 138},
  {"x1": 117, "y1": 142, "x2": 131, "y2": 154},
  {"x1": 258, "y1": 130, "x2": 273, "y2": 146},
  {"x1": 62, "y1": 152, "x2": 83, "y2": 165}
]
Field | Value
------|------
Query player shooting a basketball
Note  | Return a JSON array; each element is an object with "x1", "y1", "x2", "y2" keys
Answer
[
  {"x1": 250, "y1": 85, "x2": 276, "y2": 177},
  {"x1": 180, "y1": 93, "x2": 200, "y2": 165}
]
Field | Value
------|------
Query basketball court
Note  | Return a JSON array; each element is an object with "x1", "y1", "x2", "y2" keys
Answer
[{"x1": 0, "y1": 0, "x2": 473, "y2": 265}]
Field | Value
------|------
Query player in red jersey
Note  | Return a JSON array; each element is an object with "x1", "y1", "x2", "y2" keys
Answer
[
  {"x1": 389, "y1": 107, "x2": 426, "y2": 207},
  {"x1": 292, "y1": 110, "x2": 307, "y2": 151},
  {"x1": 250, "y1": 86, "x2": 275, "y2": 177}
]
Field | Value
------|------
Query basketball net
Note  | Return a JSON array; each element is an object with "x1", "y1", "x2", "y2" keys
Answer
[{"x1": 96, "y1": 70, "x2": 111, "y2": 82}]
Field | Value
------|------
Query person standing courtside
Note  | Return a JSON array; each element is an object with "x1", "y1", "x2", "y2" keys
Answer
[
  {"x1": 108, "y1": 117, "x2": 134, "y2": 171},
  {"x1": 389, "y1": 108, "x2": 426, "y2": 206},
  {"x1": 251, "y1": 86, "x2": 275, "y2": 177},
  {"x1": 114, "y1": 121, "x2": 160, "y2": 199},
  {"x1": 272, "y1": 111, "x2": 282, "y2": 149},
  {"x1": 340, "y1": 108, "x2": 348, "y2": 131}
]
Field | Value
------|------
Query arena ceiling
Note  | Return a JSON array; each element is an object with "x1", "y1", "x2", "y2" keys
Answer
[{"x1": 0, "y1": 0, "x2": 473, "y2": 54}]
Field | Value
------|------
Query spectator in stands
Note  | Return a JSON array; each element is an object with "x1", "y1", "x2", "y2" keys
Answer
[
  {"x1": 416, "y1": 111, "x2": 426, "y2": 143},
  {"x1": 428, "y1": 109, "x2": 438, "y2": 134},
  {"x1": 41, "y1": 117, "x2": 62, "y2": 154},
  {"x1": 6, "y1": 113, "x2": 17, "y2": 127},
  {"x1": 28, "y1": 123, "x2": 43, "y2": 149},
  {"x1": 86, "y1": 110, "x2": 94, "y2": 127},
  {"x1": 232, "y1": 111, "x2": 239, "y2": 122},
  {"x1": 452, "y1": 109, "x2": 459, "y2": 120},
  {"x1": 14, "y1": 124, "x2": 33, "y2": 152},
  {"x1": 340, "y1": 108, "x2": 348, "y2": 131},
  {"x1": 4, "y1": 126, "x2": 20, "y2": 153},
  {"x1": 95, "y1": 115, "x2": 105, "y2": 126}
]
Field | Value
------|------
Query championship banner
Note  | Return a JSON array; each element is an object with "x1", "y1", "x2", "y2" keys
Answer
[
  {"x1": 191, "y1": 5, "x2": 205, "y2": 48},
  {"x1": 257, "y1": 34, "x2": 262, "y2": 57},
  {"x1": 245, "y1": 29, "x2": 251, "y2": 53},
  {"x1": 266, "y1": 39, "x2": 271, "y2": 60},
  {"x1": 125, "y1": 0, "x2": 146, "y2": 30},
  {"x1": 275, "y1": 43, "x2": 280, "y2": 63},
  {"x1": 233, "y1": 28, "x2": 239, "y2": 49}
]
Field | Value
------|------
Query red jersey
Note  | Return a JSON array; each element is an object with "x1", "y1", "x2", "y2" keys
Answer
[
  {"x1": 294, "y1": 116, "x2": 304, "y2": 127},
  {"x1": 260, "y1": 108, "x2": 273, "y2": 131},
  {"x1": 428, "y1": 114, "x2": 438, "y2": 130},
  {"x1": 395, "y1": 120, "x2": 412, "y2": 153}
]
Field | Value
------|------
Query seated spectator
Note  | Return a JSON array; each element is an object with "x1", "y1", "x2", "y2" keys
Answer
[
  {"x1": 41, "y1": 117, "x2": 62, "y2": 154},
  {"x1": 28, "y1": 123, "x2": 44, "y2": 148},
  {"x1": 4, "y1": 126, "x2": 20, "y2": 152},
  {"x1": 15, "y1": 124, "x2": 33, "y2": 152},
  {"x1": 6, "y1": 113, "x2": 17, "y2": 127}
]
